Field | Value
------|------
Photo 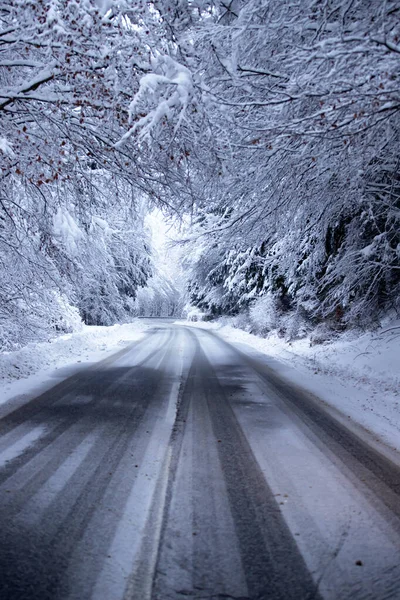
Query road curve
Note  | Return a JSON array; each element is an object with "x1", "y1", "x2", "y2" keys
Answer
[{"x1": 0, "y1": 323, "x2": 399, "y2": 600}]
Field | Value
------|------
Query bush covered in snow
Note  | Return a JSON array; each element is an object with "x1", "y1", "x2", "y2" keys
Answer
[
  {"x1": 0, "y1": 292, "x2": 83, "y2": 352},
  {"x1": 246, "y1": 296, "x2": 313, "y2": 341},
  {"x1": 249, "y1": 295, "x2": 279, "y2": 335},
  {"x1": 185, "y1": 307, "x2": 206, "y2": 322}
]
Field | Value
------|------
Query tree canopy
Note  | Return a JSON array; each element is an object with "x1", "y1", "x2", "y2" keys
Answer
[{"x1": 1, "y1": 0, "x2": 399, "y2": 347}]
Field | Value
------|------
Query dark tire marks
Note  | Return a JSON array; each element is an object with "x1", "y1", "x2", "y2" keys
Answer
[
  {"x1": 151, "y1": 339, "x2": 321, "y2": 600},
  {"x1": 198, "y1": 328, "x2": 400, "y2": 524},
  {"x1": 0, "y1": 329, "x2": 177, "y2": 600}
]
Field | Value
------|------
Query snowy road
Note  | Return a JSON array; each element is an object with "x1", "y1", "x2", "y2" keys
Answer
[{"x1": 0, "y1": 322, "x2": 400, "y2": 600}]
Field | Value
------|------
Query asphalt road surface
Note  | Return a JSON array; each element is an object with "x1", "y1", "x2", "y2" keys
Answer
[{"x1": 1, "y1": 322, "x2": 400, "y2": 600}]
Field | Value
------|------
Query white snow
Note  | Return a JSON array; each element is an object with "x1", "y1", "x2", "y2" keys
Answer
[
  {"x1": 0, "y1": 425, "x2": 46, "y2": 467},
  {"x1": 0, "y1": 136, "x2": 15, "y2": 157},
  {"x1": 53, "y1": 207, "x2": 84, "y2": 255},
  {"x1": 183, "y1": 319, "x2": 400, "y2": 454},
  {"x1": 0, "y1": 321, "x2": 150, "y2": 408},
  {"x1": 116, "y1": 55, "x2": 193, "y2": 146},
  {"x1": 91, "y1": 215, "x2": 112, "y2": 234}
]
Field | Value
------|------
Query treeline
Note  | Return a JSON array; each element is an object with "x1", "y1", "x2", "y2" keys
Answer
[
  {"x1": 0, "y1": 0, "x2": 178, "y2": 349},
  {"x1": 1, "y1": 1, "x2": 399, "y2": 348},
  {"x1": 171, "y1": 0, "x2": 400, "y2": 336}
]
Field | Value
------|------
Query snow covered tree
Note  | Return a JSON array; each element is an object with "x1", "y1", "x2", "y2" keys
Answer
[
  {"x1": 1, "y1": 0, "x2": 399, "y2": 347},
  {"x1": 145, "y1": 0, "x2": 400, "y2": 332},
  {"x1": 0, "y1": 0, "x2": 172, "y2": 346}
]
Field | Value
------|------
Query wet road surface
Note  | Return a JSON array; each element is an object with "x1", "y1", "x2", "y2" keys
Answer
[{"x1": 0, "y1": 323, "x2": 400, "y2": 600}]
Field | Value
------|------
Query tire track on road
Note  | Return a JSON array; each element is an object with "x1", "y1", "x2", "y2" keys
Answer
[
  {"x1": 198, "y1": 327, "x2": 400, "y2": 526},
  {"x1": 151, "y1": 332, "x2": 320, "y2": 600},
  {"x1": 0, "y1": 328, "x2": 178, "y2": 600}
]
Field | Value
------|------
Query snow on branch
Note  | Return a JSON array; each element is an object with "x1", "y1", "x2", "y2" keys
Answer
[
  {"x1": 115, "y1": 55, "x2": 193, "y2": 146},
  {"x1": 0, "y1": 137, "x2": 15, "y2": 158}
]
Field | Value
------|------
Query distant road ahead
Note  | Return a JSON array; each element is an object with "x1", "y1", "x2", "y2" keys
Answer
[{"x1": 0, "y1": 322, "x2": 399, "y2": 600}]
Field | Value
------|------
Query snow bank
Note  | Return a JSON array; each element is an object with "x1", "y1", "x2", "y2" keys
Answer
[
  {"x1": 184, "y1": 319, "x2": 400, "y2": 453},
  {"x1": 214, "y1": 320, "x2": 400, "y2": 395},
  {"x1": 0, "y1": 321, "x2": 150, "y2": 406}
]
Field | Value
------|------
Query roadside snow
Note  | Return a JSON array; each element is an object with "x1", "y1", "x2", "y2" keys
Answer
[
  {"x1": 184, "y1": 320, "x2": 400, "y2": 454},
  {"x1": 0, "y1": 321, "x2": 150, "y2": 407}
]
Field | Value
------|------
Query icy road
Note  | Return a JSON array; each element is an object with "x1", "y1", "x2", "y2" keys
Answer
[{"x1": 0, "y1": 322, "x2": 400, "y2": 600}]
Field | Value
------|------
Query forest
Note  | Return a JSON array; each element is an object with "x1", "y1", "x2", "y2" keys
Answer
[{"x1": 1, "y1": 0, "x2": 399, "y2": 349}]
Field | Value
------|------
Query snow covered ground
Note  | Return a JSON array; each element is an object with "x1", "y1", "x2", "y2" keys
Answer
[
  {"x1": 0, "y1": 321, "x2": 150, "y2": 408},
  {"x1": 184, "y1": 319, "x2": 400, "y2": 455}
]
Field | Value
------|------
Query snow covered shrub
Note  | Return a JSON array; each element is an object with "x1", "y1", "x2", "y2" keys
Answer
[
  {"x1": 230, "y1": 310, "x2": 252, "y2": 332},
  {"x1": 52, "y1": 294, "x2": 83, "y2": 334},
  {"x1": 186, "y1": 307, "x2": 206, "y2": 322},
  {"x1": 249, "y1": 295, "x2": 280, "y2": 335},
  {"x1": 310, "y1": 323, "x2": 340, "y2": 346},
  {"x1": 284, "y1": 306, "x2": 314, "y2": 341},
  {"x1": 246, "y1": 296, "x2": 313, "y2": 340},
  {"x1": 0, "y1": 290, "x2": 81, "y2": 352}
]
